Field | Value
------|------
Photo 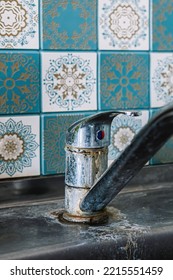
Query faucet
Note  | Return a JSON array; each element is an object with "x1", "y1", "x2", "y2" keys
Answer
[{"x1": 64, "y1": 104, "x2": 173, "y2": 224}]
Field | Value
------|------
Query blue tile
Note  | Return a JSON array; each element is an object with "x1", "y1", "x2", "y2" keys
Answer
[
  {"x1": 0, "y1": 52, "x2": 40, "y2": 114},
  {"x1": 99, "y1": 52, "x2": 149, "y2": 110},
  {"x1": 150, "y1": 109, "x2": 173, "y2": 165},
  {"x1": 153, "y1": 0, "x2": 173, "y2": 50},
  {"x1": 41, "y1": 113, "x2": 90, "y2": 175},
  {"x1": 42, "y1": 0, "x2": 97, "y2": 50}
]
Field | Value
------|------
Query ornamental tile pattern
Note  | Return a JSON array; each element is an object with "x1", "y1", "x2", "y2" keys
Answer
[
  {"x1": 99, "y1": 0, "x2": 149, "y2": 50},
  {"x1": 100, "y1": 53, "x2": 149, "y2": 110},
  {"x1": 42, "y1": 52, "x2": 97, "y2": 112},
  {"x1": 151, "y1": 53, "x2": 173, "y2": 108},
  {"x1": 0, "y1": 52, "x2": 40, "y2": 114},
  {"x1": 153, "y1": 0, "x2": 173, "y2": 50},
  {"x1": 41, "y1": 113, "x2": 89, "y2": 175},
  {"x1": 0, "y1": 1, "x2": 173, "y2": 177},
  {"x1": 108, "y1": 111, "x2": 149, "y2": 164},
  {"x1": 42, "y1": 0, "x2": 96, "y2": 50},
  {"x1": 0, "y1": 0, "x2": 39, "y2": 49},
  {"x1": 0, "y1": 116, "x2": 40, "y2": 178}
]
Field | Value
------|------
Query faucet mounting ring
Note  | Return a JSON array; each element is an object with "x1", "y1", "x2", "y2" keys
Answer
[{"x1": 62, "y1": 209, "x2": 109, "y2": 224}]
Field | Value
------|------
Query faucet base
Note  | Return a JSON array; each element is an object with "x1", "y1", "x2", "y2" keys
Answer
[{"x1": 62, "y1": 209, "x2": 109, "y2": 225}]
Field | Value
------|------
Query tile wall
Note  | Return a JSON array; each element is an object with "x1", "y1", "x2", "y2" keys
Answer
[{"x1": 0, "y1": 0, "x2": 173, "y2": 179}]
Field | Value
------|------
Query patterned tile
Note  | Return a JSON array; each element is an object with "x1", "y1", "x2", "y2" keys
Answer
[
  {"x1": 152, "y1": 0, "x2": 173, "y2": 50},
  {"x1": 99, "y1": 0, "x2": 149, "y2": 50},
  {"x1": 42, "y1": 52, "x2": 97, "y2": 112},
  {"x1": 108, "y1": 110, "x2": 149, "y2": 164},
  {"x1": 41, "y1": 113, "x2": 90, "y2": 175},
  {"x1": 42, "y1": 0, "x2": 96, "y2": 50},
  {"x1": 0, "y1": 115, "x2": 40, "y2": 178},
  {"x1": 150, "y1": 109, "x2": 173, "y2": 165},
  {"x1": 0, "y1": 52, "x2": 40, "y2": 114},
  {"x1": 0, "y1": 0, "x2": 39, "y2": 49},
  {"x1": 150, "y1": 53, "x2": 173, "y2": 108},
  {"x1": 99, "y1": 52, "x2": 149, "y2": 110}
]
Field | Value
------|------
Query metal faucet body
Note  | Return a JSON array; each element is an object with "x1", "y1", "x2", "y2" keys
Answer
[
  {"x1": 64, "y1": 112, "x2": 121, "y2": 223},
  {"x1": 64, "y1": 103, "x2": 173, "y2": 223}
]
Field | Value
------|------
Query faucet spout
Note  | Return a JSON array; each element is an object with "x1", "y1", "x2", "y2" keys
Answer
[{"x1": 80, "y1": 104, "x2": 173, "y2": 212}]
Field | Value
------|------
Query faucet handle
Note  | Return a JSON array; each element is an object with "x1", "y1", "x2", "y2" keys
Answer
[{"x1": 66, "y1": 111, "x2": 125, "y2": 149}]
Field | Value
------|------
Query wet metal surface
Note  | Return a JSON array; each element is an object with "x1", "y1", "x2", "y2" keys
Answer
[{"x1": 0, "y1": 178, "x2": 173, "y2": 259}]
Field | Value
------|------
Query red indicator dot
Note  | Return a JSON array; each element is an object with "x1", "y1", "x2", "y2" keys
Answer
[{"x1": 97, "y1": 130, "x2": 105, "y2": 140}]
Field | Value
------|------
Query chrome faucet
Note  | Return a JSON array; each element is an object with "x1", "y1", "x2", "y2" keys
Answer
[{"x1": 64, "y1": 104, "x2": 173, "y2": 224}]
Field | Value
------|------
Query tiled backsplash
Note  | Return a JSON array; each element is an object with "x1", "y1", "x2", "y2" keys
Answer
[{"x1": 0, "y1": 0, "x2": 173, "y2": 179}]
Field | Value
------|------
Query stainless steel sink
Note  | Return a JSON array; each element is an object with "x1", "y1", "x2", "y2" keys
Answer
[{"x1": 0, "y1": 165, "x2": 173, "y2": 260}]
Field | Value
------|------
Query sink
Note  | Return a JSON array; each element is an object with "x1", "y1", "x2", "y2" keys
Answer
[{"x1": 0, "y1": 165, "x2": 173, "y2": 260}]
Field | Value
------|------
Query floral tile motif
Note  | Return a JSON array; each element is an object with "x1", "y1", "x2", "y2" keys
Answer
[
  {"x1": 99, "y1": 0, "x2": 149, "y2": 50},
  {"x1": 100, "y1": 53, "x2": 149, "y2": 110},
  {"x1": 150, "y1": 109, "x2": 173, "y2": 164},
  {"x1": 41, "y1": 113, "x2": 89, "y2": 175},
  {"x1": 152, "y1": 0, "x2": 173, "y2": 50},
  {"x1": 42, "y1": 52, "x2": 97, "y2": 112},
  {"x1": 0, "y1": 0, "x2": 39, "y2": 49},
  {"x1": 0, "y1": 116, "x2": 40, "y2": 178},
  {"x1": 108, "y1": 111, "x2": 149, "y2": 164},
  {"x1": 150, "y1": 53, "x2": 173, "y2": 108},
  {"x1": 42, "y1": 0, "x2": 96, "y2": 50},
  {"x1": 0, "y1": 52, "x2": 40, "y2": 114}
]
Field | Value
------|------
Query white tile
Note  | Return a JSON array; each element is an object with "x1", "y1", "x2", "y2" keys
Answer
[
  {"x1": 0, "y1": 115, "x2": 40, "y2": 178},
  {"x1": 42, "y1": 52, "x2": 97, "y2": 112},
  {"x1": 108, "y1": 110, "x2": 149, "y2": 165},
  {"x1": 99, "y1": 0, "x2": 149, "y2": 50},
  {"x1": 0, "y1": 0, "x2": 39, "y2": 49},
  {"x1": 150, "y1": 53, "x2": 173, "y2": 108}
]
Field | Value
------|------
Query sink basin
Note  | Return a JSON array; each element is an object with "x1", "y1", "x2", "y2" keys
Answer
[{"x1": 0, "y1": 165, "x2": 173, "y2": 260}]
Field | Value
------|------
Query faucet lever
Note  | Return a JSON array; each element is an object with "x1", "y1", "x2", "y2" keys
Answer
[{"x1": 66, "y1": 111, "x2": 125, "y2": 149}]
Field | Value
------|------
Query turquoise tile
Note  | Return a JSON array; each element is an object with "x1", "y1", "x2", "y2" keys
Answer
[
  {"x1": 0, "y1": 52, "x2": 40, "y2": 115},
  {"x1": 41, "y1": 113, "x2": 90, "y2": 175},
  {"x1": 150, "y1": 139, "x2": 173, "y2": 165},
  {"x1": 99, "y1": 52, "x2": 149, "y2": 110},
  {"x1": 153, "y1": 0, "x2": 173, "y2": 50},
  {"x1": 150, "y1": 109, "x2": 173, "y2": 165},
  {"x1": 42, "y1": 0, "x2": 97, "y2": 50}
]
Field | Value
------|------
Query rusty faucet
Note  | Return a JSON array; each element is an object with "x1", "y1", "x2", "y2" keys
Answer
[{"x1": 64, "y1": 104, "x2": 173, "y2": 224}]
